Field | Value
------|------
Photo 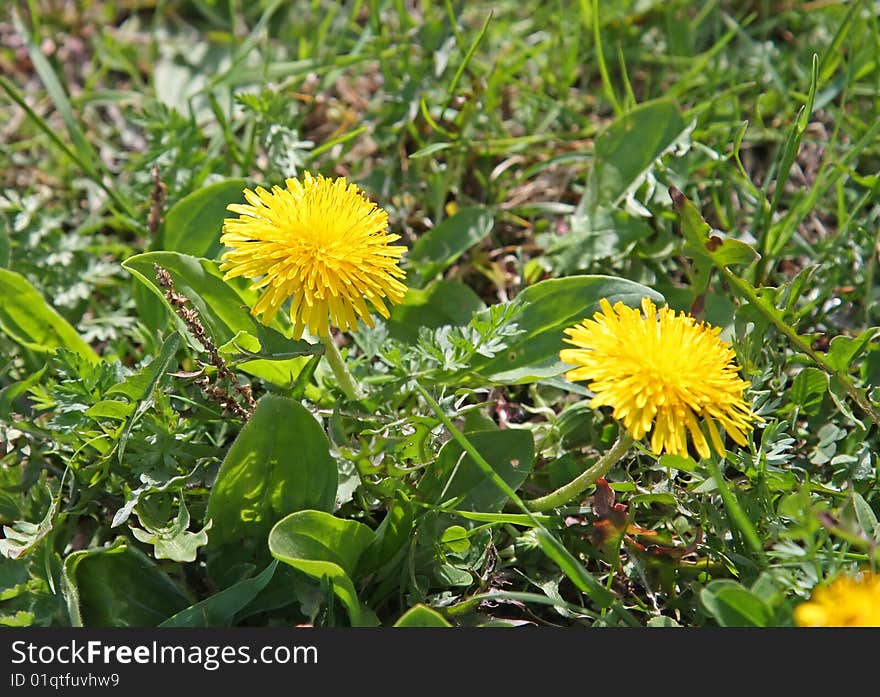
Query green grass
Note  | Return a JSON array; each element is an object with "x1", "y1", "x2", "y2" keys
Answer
[{"x1": 0, "y1": 0, "x2": 878, "y2": 628}]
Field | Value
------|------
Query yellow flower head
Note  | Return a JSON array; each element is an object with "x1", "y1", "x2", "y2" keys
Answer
[
  {"x1": 559, "y1": 297, "x2": 760, "y2": 459},
  {"x1": 220, "y1": 172, "x2": 407, "y2": 339},
  {"x1": 795, "y1": 571, "x2": 880, "y2": 627}
]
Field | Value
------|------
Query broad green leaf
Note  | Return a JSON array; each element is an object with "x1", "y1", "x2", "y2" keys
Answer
[
  {"x1": 534, "y1": 528, "x2": 615, "y2": 608},
  {"x1": 63, "y1": 540, "x2": 190, "y2": 627},
  {"x1": 160, "y1": 561, "x2": 278, "y2": 627},
  {"x1": 387, "y1": 280, "x2": 484, "y2": 343},
  {"x1": 700, "y1": 580, "x2": 772, "y2": 627},
  {"x1": 269, "y1": 510, "x2": 376, "y2": 627},
  {"x1": 122, "y1": 251, "x2": 321, "y2": 387},
  {"x1": 0, "y1": 269, "x2": 99, "y2": 364},
  {"x1": 658, "y1": 454, "x2": 699, "y2": 473},
  {"x1": 205, "y1": 394, "x2": 337, "y2": 587},
  {"x1": 418, "y1": 429, "x2": 534, "y2": 513},
  {"x1": 581, "y1": 99, "x2": 687, "y2": 212},
  {"x1": 393, "y1": 604, "x2": 452, "y2": 627},
  {"x1": 468, "y1": 275, "x2": 663, "y2": 384},
  {"x1": 161, "y1": 178, "x2": 247, "y2": 257},
  {"x1": 358, "y1": 492, "x2": 414, "y2": 575},
  {"x1": 407, "y1": 207, "x2": 494, "y2": 287}
]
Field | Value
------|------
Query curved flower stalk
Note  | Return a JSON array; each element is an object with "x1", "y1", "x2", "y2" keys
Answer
[
  {"x1": 527, "y1": 297, "x2": 761, "y2": 511},
  {"x1": 220, "y1": 172, "x2": 407, "y2": 398}
]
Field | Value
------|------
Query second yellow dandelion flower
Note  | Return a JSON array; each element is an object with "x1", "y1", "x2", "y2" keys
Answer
[{"x1": 560, "y1": 297, "x2": 760, "y2": 459}]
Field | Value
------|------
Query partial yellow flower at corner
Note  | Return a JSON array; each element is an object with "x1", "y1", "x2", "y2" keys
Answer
[
  {"x1": 795, "y1": 571, "x2": 880, "y2": 627},
  {"x1": 559, "y1": 297, "x2": 761, "y2": 459},
  {"x1": 220, "y1": 172, "x2": 407, "y2": 339}
]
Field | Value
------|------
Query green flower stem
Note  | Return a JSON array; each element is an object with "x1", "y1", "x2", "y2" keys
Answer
[
  {"x1": 524, "y1": 432, "x2": 634, "y2": 512},
  {"x1": 320, "y1": 334, "x2": 363, "y2": 401}
]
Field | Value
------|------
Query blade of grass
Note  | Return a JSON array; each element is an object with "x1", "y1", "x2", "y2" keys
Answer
[{"x1": 413, "y1": 381, "x2": 616, "y2": 609}]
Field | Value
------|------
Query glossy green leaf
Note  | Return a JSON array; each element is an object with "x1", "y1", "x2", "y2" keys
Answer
[
  {"x1": 0, "y1": 269, "x2": 99, "y2": 364},
  {"x1": 387, "y1": 280, "x2": 484, "y2": 343},
  {"x1": 161, "y1": 178, "x2": 247, "y2": 257},
  {"x1": 269, "y1": 510, "x2": 376, "y2": 627},
  {"x1": 205, "y1": 395, "x2": 337, "y2": 587},
  {"x1": 418, "y1": 429, "x2": 534, "y2": 513},
  {"x1": 122, "y1": 251, "x2": 321, "y2": 387},
  {"x1": 700, "y1": 580, "x2": 772, "y2": 627},
  {"x1": 407, "y1": 207, "x2": 494, "y2": 287},
  {"x1": 160, "y1": 561, "x2": 278, "y2": 627},
  {"x1": 469, "y1": 275, "x2": 663, "y2": 384},
  {"x1": 63, "y1": 540, "x2": 190, "y2": 627},
  {"x1": 393, "y1": 604, "x2": 452, "y2": 627}
]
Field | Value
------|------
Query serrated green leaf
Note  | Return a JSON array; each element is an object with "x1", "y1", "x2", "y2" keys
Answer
[
  {"x1": 789, "y1": 367, "x2": 828, "y2": 413},
  {"x1": 131, "y1": 499, "x2": 211, "y2": 563}
]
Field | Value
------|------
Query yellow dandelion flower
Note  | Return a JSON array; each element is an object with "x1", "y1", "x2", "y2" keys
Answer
[
  {"x1": 794, "y1": 571, "x2": 880, "y2": 627},
  {"x1": 220, "y1": 172, "x2": 407, "y2": 339},
  {"x1": 559, "y1": 297, "x2": 760, "y2": 459}
]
